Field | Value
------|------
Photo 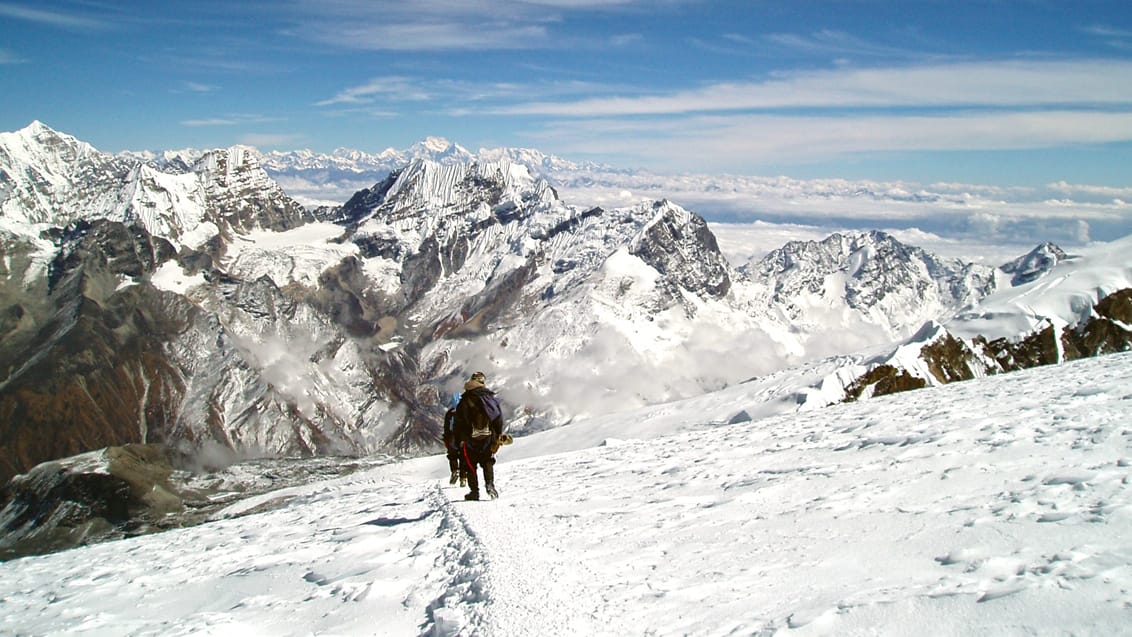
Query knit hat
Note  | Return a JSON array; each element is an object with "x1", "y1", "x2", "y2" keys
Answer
[{"x1": 464, "y1": 371, "x2": 487, "y2": 392}]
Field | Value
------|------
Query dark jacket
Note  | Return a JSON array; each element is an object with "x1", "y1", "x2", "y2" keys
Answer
[
  {"x1": 454, "y1": 384, "x2": 503, "y2": 447},
  {"x1": 443, "y1": 408, "x2": 458, "y2": 450}
]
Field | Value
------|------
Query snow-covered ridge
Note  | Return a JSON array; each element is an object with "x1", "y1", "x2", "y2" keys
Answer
[
  {"x1": 2, "y1": 122, "x2": 307, "y2": 248},
  {"x1": 379, "y1": 157, "x2": 555, "y2": 217},
  {"x1": 747, "y1": 229, "x2": 1002, "y2": 340},
  {"x1": 3, "y1": 351, "x2": 1132, "y2": 634},
  {"x1": 949, "y1": 234, "x2": 1132, "y2": 340}
]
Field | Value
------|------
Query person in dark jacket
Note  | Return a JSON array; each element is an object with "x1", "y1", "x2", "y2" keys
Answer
[
  {"x1": 443, "y1": 392, "x2": 466, "y2": 486},
  {"x1": 454, "y1": 371, "x2": 504, "y2": 500}
]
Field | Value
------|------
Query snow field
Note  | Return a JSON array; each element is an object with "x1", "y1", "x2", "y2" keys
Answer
[
  {"x1": 452, "y1": 352, "x2": 1132, "y2": 635},
  {"x1": 2, "y1": 352, "x2": 1131, "y2": 635}
]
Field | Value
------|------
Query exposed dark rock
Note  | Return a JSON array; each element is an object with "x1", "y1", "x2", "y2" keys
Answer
[
  {"x1": 538, "y1": 206, "x2": 604, "y2": 242},
  {"x1": 728, "y1": 410, "x2": 752, "y2": 424},
  {"x1": 630, "y1": 202, "x2": 731, "y2": 301},
  {"x1": 434, "y1": 255, "x2": 540, "y2": 341},
  {"x1": 1095, "y1": 288, "x2": 1132, "y2": 323},
  {"x1": 47, "y1": 220, "x2": 177, "y2": 293},
  {"x1": 850, "y1": 288, "x2": 1132, "y2": 403},
  {"x1": 196, "y1": 150, "x2": 314, "y2": 233},
  {"x1": 1064, "y1": 289, "x2": 1132, "y2": 358},
  {"x1": 920, "y1": 333, "x2": 980, "y2": 383},
  {"x1": 844, "y1": 364, "x2": 928, "y2": 401},
  {"x1": 309, "y1": 257, "x2": 383, "y2": 338},
  {"x1": 335, "y1": 171, "x2": 400, "y2": 225},
  {"x1": 0, "y1": 222, "x2": 193, "y2": 482},
  {"x1": 0, "y1": 445, "x2": 393, "y2": 561},
  {"x1": 0, "y1": 444, "x2": 185, "y2": 560},
  {"x1": 402, "y1": 236, "x2": 444, "y2": 306},
  {"x1": 984, "y1": 324, "x2": 1061, "y2": 371}
]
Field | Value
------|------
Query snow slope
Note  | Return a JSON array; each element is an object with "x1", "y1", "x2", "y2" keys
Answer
[{"x1": 3, "y1": 351, "x2": 1131, "y2": 636}]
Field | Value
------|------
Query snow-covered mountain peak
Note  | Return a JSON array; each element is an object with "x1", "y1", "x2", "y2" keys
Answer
[
  {"x1": 407, "y1": 136, "x2": 473, "y2": 163},
  {"x1": 330, "y1": 147, "x2": 368, "y2": 162},
  {"x1": 1, "y1": 121, "x2": 133, "y2": 230},
  {"x1": 749, "y1": 229, "x2": 999, "y2": 341},
  {"x1": 1000, "y1": 241, "x2": 1069, "y2": 286},
  {"x1": 417, "y1": 136, "x2": 454, "y2": 152},
  {"x1": 344, "y1": 156, "x2": 557, "y2": 227},
  {"x1": 4, "y1": 120, "x2": 82, "y2": 148},
  {"x1": 628, "y1": 199, "x2": 732, "y2": 299},
  {"x1": 194, "y1": 145, "x2": 263, "y2": 180},
  {"x1": 949, "y1": 234, "x2": 1132, "y2": 341},
  {"x1": 0, "y1": 121, "x2": 101, "y2": 173}
]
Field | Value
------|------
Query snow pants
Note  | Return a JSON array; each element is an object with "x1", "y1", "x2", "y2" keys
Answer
[{"x1": 461, "y1": 438, "x2": 496, "y2": 496}]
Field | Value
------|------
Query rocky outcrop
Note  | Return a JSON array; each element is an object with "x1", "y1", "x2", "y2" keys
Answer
[
  {"x1": 1068, "y1": 288, "x2": 1132, "y2": 357},
  {"x1": 629, "y1": 200, "x2": 731, "y2": 302},
  {"x1": 195, "y1": 148, "x2": 314, "y2": 233},
  {"x1": 847, "y1": 288, "x2": 1132, "y2": 403},
  {"x1": 0, "y1": 444, "x2": 186, "y2": 560},
  {"x1": 0, "y1": 444, "x2": 389, "y2": 561},
  {"x1": 844, "y1": 365, "x2": 927, "y2": 401}
]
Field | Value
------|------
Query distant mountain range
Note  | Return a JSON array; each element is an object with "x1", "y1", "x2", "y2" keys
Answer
[
  {"x1": 119, "y1": 137, "x2": 1131, "y2": 250},
  {"x1": 2, "y1": 120, "x2": 1130, "y2": 492}
]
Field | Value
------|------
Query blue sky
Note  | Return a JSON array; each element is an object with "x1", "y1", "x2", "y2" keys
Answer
[{"x1": 2, "y1": 0, "x2": 1131, "y2": 188}]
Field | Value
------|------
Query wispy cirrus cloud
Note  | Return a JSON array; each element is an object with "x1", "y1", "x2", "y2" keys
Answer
[
  {"x1": 610, "y1": 33, "x2": 644, "y2": 47},
  {"x1": 176, "y1": 81, "x2": 218, "y2": 94},
  {"x1": 288, "y1": 0, "x2": 660, "y2": 51},
  {"x1": 315, "y1": 76, "x2": 433, "y2": 107},
  {"x1": 1082, "y1": 24, "x2": 1132, "y2": 50},
  {"x1": 760, "y1": 29, "x2": 940, "y2": 60},
  {"x1": 180, "y1": 114, "x2": 284, "y2": 127},
  {"x1": 0, "y1": 48, "x2": 25, "y2": 64},
  {"x1": 526, "y1": 110, "x2": 1132, "y2": 170},
  {"x1": 494, "y1": 59, "x2": 1132, "y2": 117},
  {"x1": 0, "y1": 2, "x2": 110, "y2": 31},
  {"x1": 315, "y1": 75, "x2": 621, "y2": 113}
]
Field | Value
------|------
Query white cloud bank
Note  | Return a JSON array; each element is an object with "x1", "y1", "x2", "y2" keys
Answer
[{"x1": 497, "y1": 60, "x2": 1132, "y2": 116}]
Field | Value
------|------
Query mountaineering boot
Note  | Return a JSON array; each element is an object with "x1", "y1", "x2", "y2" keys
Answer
[
  {"x1": 486, "y1": 483, "x2": 499, "y2": 499},
  {"x1": 449, "y1": 470, "x2": 459, "y2": 485},
  {"x1": 459, "y1": 474, "x2": 467, "y2": 487},
  {"x1": 464, "y1": 492, "x2": 480, "y2": 501}
]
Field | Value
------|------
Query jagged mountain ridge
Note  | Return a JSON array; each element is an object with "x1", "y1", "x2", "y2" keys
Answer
[
  {"x1": 747, "y1": 230, "x2": 1003, "y2": 340},
  {"x1": 807, "y1": 234, "x2": 1132, "y2": 406},
  {"x1": 1, "y1": 123, "x2": 394, "y2": 481},
  {"x1": 123, "y1": 137, "x2": 620, "y2": 208},
  {"x1": 0, "y1": 121, "x2": 1094, "y2": 484}
]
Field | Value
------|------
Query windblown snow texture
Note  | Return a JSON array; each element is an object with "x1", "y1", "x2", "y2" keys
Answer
[{"x1": 2, "y1": 351, "x2": 1131, "y2": 635}]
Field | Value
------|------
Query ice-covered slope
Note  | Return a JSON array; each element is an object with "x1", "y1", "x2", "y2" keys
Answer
[
  {"x1": 3, "y1": 350, "x2": 1130, "y2": 635},
  {"x1": 949, "y1": 236, "x2": 1132, "y2": 341}
]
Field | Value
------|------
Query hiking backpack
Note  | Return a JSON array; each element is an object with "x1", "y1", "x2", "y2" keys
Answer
[{"x1": 467, "y1": 391, "x2": 501, "y2": 439}]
